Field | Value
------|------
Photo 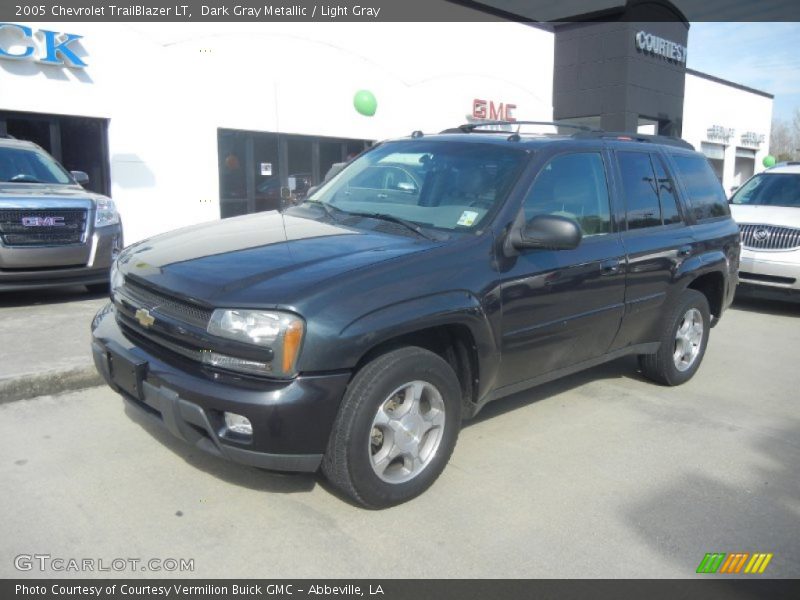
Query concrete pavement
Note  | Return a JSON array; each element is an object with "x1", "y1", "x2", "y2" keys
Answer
[
  {"x1": 0, "y1": 286, "x2": 107, "y2": 403},
  {"x1": 0, "y1": 296, "x2": 798, "y2": 578}
]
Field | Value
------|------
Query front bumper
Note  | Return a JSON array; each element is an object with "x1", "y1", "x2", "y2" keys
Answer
[
  {"x1": 0, "y1": 224, "x2": 122, "y2": 291},
  {"x1": 91, "y1": 303, "x2": 350, "y2": 472},
  {"x1": 738, "y1": 249, "x2": 800, "y2": 295}
]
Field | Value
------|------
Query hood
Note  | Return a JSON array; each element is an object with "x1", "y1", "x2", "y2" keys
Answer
[
  {"x1": 120, "y1": 210, "x2": 442, "y2": 306},
  {"x1": 729, "y1": 204, "x2": 800, "y2": 229},
  {"x1": 0, "y1": 182, "x2": 103, "y2": 208}
]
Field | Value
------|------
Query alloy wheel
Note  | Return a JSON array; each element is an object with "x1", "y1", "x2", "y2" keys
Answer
[
  {"x1": 673, "y1": 307, "x2": 704, "y2": 372},
  {"x1": 368, "y1": 380, "x2": 446, "y2": 484}
]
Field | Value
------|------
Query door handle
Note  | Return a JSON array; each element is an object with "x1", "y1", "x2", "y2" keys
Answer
[
  {"x1": 678, "y1": 245, "x2": 692, "y2": 257},
  {"x1": 601, "y1": 258, "x2": 621, "y2": 275}
]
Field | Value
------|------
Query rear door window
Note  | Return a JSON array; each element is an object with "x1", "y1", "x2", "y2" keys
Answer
[
  {"x1": 617, "y1": 151, "x2": 662, "y2": 229},
  {"x1": 671, "y1": 154, "x2": 730, "y2": 220},
  {"x1": 653, "y1": 155, "x2": 682, "y2": 224}
]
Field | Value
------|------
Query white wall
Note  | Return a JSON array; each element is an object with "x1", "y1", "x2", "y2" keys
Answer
[
  {"x1": 0, "y1": 19, "x2": 555, "y2": 244},
  {"x1": 682, "y1": 72, "x2": 773, "y2": 195}
]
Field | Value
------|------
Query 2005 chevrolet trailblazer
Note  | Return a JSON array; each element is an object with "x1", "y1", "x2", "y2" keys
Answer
[{"x1": 91, "y1": 124, "x2": 740, "y2": 507}]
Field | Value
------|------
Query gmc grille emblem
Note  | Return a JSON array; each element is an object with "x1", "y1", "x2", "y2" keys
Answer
[{"x1": 21, "y1": 216, "x2": 65, "y2": 227}]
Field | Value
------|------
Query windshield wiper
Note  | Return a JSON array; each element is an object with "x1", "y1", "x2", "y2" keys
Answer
[
  {"x1": 305, "y1": 200, "x2": 445, "y2": 241},
  {"x1": 345, "y1": 211, "x2": 445, "y2": 241}
]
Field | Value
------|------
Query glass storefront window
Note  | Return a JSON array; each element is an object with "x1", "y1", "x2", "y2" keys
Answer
[
  {"x1": 218, "y1": 129, "x2": 371, "y2": 218},
  {"x1": 1, "y1": 110, "x2": 111, "y2": 196}
]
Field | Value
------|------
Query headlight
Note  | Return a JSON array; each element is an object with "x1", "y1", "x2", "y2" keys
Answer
[
  {"x1": 95, "y1": 198, "x2": 120, "y2": 227},
  {"x1": 207, "y1": 309, "x2": 305, "y2": 377},
  {"x1": 109, "y1": 260, "x2": 124, "y2": 295}
]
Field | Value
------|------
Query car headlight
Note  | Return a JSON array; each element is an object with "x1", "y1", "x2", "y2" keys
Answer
[
  {"x1": 206, "y1": 309, "x2": 305, "y2": 378},
  {"x1": 109, "y1": 260, "x2": 124, "y2": 295},
  {"x1": 95, "y1": 198, "x2": 120, "y2": 227}
]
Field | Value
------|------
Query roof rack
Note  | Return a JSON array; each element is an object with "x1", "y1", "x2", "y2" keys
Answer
[
  {"x1": 437, "y1": 122, "x2": 694, "y2": 149},
  {"x1": 572, "y1": 131, "x2": 694, "y2": 150},
  {"x1": 441, "y1": 120, "x2": 600, "y2": 134}
]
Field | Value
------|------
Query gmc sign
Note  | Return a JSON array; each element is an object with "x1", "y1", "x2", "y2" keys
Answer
[{"x1": 472, "y1": 99, "x2": 517, "y2": 122}]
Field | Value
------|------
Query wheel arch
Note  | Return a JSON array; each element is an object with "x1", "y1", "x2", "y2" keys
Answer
[
  {"x1": 353, "y1": 323, "x2": 481, "y2": 417},
  {"x1": 686, "y1": 270, "x2": 725, "y2": 323},
  {"x1": 336, "y1": 292, "x2": 500, "y2": 418}
]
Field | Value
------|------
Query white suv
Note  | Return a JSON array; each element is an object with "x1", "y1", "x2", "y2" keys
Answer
[{"x1": 730, "y1": 163, "x2": 800, "y2": 300}]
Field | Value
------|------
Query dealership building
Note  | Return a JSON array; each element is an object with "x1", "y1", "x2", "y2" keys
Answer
[{"x1": 0, "y1": 2, "x2": 773, "y2": 244}]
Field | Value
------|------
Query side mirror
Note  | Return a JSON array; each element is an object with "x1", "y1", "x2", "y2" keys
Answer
[
  {"x1": 512, "y1": 214, "x2": 582, "y2": 251},
  {"x1": 71, "y1": 171, "x2": 89, "y2": 185}
]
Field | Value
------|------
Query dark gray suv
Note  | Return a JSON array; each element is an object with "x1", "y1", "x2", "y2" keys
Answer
[
  {"x1": 92, "y1": 124, "x2": 740, "y2": 508},
  {"x1": 0, "y1": 136, "x2": 123, "y2": 292}
]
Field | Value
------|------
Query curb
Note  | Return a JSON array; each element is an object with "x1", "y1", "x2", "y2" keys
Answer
[{"x1": 0, "y1": 366, "x2": 103, "y2": 405}]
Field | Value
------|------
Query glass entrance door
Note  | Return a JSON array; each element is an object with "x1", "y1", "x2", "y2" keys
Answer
[
  {"x1": 253, "y1": 133, "x2": 281, "y2": 213},
  {"x1": 218, "y1": 130, "x2": 249, "y2": 218}
]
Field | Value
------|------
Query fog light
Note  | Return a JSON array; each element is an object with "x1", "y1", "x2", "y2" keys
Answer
[{"x1": 224, "y1": 412, "x2": 253, "y2": 436}]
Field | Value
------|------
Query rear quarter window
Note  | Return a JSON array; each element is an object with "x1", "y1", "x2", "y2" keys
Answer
[{"x1": 670, "y1": 154, "x2": 730, "y2": 221}]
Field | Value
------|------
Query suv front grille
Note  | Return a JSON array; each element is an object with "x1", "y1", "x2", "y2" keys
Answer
[
  {"x1": 739, "y1": 224, "x2": 800, "y2": 251},
  {"x1": 114, "y1": 278, "x2": 215, "y2": 366},
  {"x1": 0, "y1": 208, "x2": 88, "y2": 246},
  {"x1": 117, "y1": 317, "x2": 205, "y2": 363},
  {"x1": 121, "y1": 278, "x2": 213, "y2": 328}
]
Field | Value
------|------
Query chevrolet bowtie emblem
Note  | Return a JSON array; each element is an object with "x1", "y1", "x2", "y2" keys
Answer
[{"x1": 135, "y1": 308, "x2": 155, "y2": 328}]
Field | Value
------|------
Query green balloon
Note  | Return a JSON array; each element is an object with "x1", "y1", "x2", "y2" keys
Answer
[
  {"x1": 353, "y1": 90, "x2": 377, "y2": 117},
  {"x1": 763, "y1": 155, "x2": 776, "y2": 168}
]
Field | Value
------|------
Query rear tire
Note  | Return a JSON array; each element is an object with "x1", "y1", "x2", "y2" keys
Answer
[
  {"x1": 322, "y1": 346, "x2": 462, "y2": 508},
  {"x1": 638, "y1": 289, "x2": 710, "y2": 386}
]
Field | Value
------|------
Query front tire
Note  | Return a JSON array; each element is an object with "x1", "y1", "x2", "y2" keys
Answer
[
  {"x1": 322, "y1": 346, "x2": 462, "y2": 508},
  {"x1": 638, "y1": 289, "x2": 711, "y2": 386}
]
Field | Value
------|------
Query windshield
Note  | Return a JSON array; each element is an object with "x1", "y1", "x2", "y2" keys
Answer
[
  {"x1": 731, "y1": 172, "x2": 800, "y2": 208},
  {"x1": 306, "y1": 140, "x2": 529, "y2": 233},
  {"x1": 0, "y1": 145, "x2": 73, "y2": 184}
]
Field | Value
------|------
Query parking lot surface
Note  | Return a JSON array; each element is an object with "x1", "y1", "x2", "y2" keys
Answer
[
  {"x1": 0, "y1": 287, "x2": 107, "y2": 401},
  {"x1": 1, "y1": 297, "x2": 798, "y2": 578}
]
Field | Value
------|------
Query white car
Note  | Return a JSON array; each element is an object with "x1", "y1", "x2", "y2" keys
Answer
[{"x1": 729, "y1": 163, "x2": 800, "y2": 300}]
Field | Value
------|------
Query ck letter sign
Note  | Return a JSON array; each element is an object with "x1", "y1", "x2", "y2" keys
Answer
[{"x1": 0, "y1": 23, "x2": 86, "y2": 68}]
